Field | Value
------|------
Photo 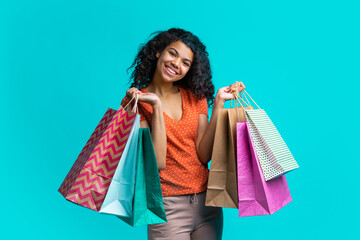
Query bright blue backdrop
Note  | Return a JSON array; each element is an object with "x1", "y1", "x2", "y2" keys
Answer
[{"x1": 1, "y1": 0, "x2": 359, "y2": 239}]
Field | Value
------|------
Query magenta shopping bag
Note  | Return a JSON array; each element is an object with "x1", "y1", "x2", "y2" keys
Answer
[{"x1": 236, "y1": 122, "x2": 292, "y2": 217}]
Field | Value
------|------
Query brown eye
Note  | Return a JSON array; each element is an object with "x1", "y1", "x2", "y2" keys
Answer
[
  {"x1": 169, "y1": 51, "x2": 176, "y2": 56},
  {"x1": 183, "y1": 61, "x2": 190, "y2": 67}
]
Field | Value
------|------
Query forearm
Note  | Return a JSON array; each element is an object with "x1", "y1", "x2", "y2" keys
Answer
[
  {"x1": 197, "y1": 96, "x2": 225, "y2": 164},
  {"x1": 151, "y1": 102, "x2": 167, "y2": 170}
]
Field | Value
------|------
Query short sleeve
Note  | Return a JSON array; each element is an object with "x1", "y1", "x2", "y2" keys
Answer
[
  {"x1": 198, "y1": 97, "x2": 208, "y2": 117},
  {"x1": 139, "y1": 107, "x2": 146, "y2": 122}
]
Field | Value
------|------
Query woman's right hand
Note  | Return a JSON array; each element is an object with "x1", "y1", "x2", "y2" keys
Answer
[{"x1": 126, "y1": 87, "x2": 161, "y2": 107}]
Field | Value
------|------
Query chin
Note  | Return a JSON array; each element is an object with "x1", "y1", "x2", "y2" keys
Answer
[
  {"x1": 161, "y1": 73, "x2": 180, "y2": 83},
  {"x1": 164, "y1": 78, "x2": 180, "y2": 84}
]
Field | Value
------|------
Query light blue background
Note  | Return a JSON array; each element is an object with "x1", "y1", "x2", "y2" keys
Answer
[{"x1": 1, "y1": 0, "x2": 359, "y2": 239}]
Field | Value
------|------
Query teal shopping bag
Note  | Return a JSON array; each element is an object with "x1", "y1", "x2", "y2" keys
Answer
[
  {"x1": 120, "y1": 128, "x2": 167, "y2": 226},
  {"x1": 99, "y1": 114, "x2": 140, "y2": 217}
]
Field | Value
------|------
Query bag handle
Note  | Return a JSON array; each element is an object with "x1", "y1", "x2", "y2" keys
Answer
[
  {"x1": 230, "y1": 92, "x2": 241, "y2": 108},
  {"x1": 234, "y1": 90, "x2": 262, "y2": 110},
  {"x1": 230, "y1": 92, "x2": 241, "y2": 107},
  {"x1": 123, "y1": 94, "x2": 139, "y2": 113},
  {"x1": 228, "y1": 89, "x2": 262, "y2": 111},
  {"x1": 230, "y1": 90, "x2": 249, "y2": 108},
  {"x1": 244, "y1": 90, "x2": 261, "y2": 110},
  {"x1": 241, "y1": 91, "x2": 251, "y2": 107}
]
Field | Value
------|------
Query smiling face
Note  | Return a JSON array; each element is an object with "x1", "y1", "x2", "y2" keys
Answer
[{"x1": 154, "y1": 40, "x2": 194, "y2": 84}]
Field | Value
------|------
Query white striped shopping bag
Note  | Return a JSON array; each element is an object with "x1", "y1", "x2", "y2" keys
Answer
[{"x1": 237, "y1": 91, "x2": 299, "y2": 181}]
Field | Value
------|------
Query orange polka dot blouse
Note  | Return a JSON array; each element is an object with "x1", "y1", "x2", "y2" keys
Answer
[{"x1": 122, "y1": 87, "x2": 209, "y2": 197}]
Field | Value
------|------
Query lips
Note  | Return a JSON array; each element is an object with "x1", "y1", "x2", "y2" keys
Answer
[{"x1": 165, "y1": 65, "x2": 178, "y2": 76}]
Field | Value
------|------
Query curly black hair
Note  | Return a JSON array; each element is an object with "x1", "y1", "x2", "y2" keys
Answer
[{"x1": 127, "y1": 28, "x2": 215, "y2": 107}]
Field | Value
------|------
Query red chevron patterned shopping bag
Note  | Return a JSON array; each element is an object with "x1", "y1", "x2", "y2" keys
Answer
[{"x1": 58, "y1": 99, "x2": 137, "y2": 211}]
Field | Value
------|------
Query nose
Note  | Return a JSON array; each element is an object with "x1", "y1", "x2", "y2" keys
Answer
[{"x1": 171, "y1": 57, "x2": 181, "y2": 69}]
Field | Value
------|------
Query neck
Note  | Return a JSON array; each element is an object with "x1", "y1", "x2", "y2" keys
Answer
[{"x1": 149, "y1": 73, "x2": 179, "y2": 97}]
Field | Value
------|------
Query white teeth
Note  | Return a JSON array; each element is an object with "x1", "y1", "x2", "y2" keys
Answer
[{"x1": 166, "y1": 67, "x2": 176, "y2": 74}]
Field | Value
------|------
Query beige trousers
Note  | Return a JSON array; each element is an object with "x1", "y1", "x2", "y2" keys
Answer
[{"x1": 148, "y1": 191, "x2": 223, "y2": 240}]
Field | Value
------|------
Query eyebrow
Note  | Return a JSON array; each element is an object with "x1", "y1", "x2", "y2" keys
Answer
[{"x1": 169, "y1": 47, "x2": 192, "y2": 64}]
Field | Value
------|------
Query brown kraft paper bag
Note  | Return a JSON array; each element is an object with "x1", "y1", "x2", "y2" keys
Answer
[{"x1": 205, "y1": 106, "x2": 252, "y2": 208}]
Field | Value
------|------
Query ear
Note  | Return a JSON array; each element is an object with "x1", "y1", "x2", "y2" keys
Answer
[{"x1": 156, "y1": 51, "x2": 160, "y2": 58}]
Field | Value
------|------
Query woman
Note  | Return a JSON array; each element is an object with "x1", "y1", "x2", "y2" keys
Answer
[{"x1": 122, "y1": 28, "x2": 245, "y2": 240}]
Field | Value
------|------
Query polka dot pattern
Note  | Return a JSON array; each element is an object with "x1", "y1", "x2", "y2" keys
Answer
[{"x1": 122, "y1": 87, "x2": 209, "y2": 197}]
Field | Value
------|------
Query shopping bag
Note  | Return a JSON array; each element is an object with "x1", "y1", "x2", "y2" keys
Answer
[
  {"x1": 58, "y1": 98, "x2": 138, "y2": 211},
  {"x1": 99, "y1": 113, "x2": 140, "y2": 217},
  {"x1": 119, "y1": 128, "x2": 167, "y2": 226},
  {"x1": 205, "y1": 101, "x2": 252, "y2": 208},
  {"x1": 237, "y1": 122, "x2": 292, "y2": 217},
  {"x1": 241, "y1": 91, "x2": 299, "y2": 181}
]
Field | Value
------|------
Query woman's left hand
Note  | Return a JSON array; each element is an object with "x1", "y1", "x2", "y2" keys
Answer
[{"x1": 216, "y1": 81, "x2": 246, "y2": 102}]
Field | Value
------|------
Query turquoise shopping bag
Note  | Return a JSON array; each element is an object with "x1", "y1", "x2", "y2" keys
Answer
[
  {"x1": 120, "y1": 128, "x2": 167, "y2": 226},
  {"x1": 99, "y1": 114, "x2": 140, "y2": 217}
]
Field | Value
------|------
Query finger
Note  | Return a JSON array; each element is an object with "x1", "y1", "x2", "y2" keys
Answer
[
  {"x1": 125, "y1": 90, "x2": 132, "y2": 99},
  {"x1": 229, "y1": 85, "x2": 238, "y2": 92},
  {"x1": 128, "y1": 88, "x2": 138, "y2": 94},
  {"x1": 127, "y1": 89, "x2": 138, "y2": 99},
  {"x1": 126, "y1": 90, "x2": 135, "y2": 99},
  {"x1": 229, "y1": 83, "x2": 237, "y2": 89},
  {"x1": 234, "y1": 82, "x2": 245, "y2": 93},
  {"x1": 237, "y1": 82, "x2": 245, "y2": 89},
  {"x1": 224, "y1": 86, "x2": 231, "y2": 92}
]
